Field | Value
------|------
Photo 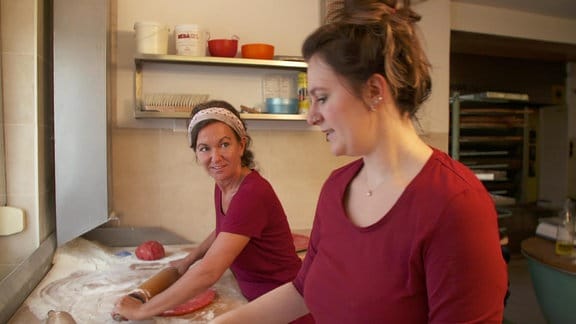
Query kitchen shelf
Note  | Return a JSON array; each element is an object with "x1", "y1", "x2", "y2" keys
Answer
[
  {"x1": 450, "y1": 91, "x2": 534, "y2": 200},
  {"x1": 135, "y1": 54, "x2": 308, "y2": 70},
  {"x1": 133, "y1": 54, "x2": 308, "y2": 120},
  {"x1": 457, "y1": 91, "x2": 529, "y2": 102}
]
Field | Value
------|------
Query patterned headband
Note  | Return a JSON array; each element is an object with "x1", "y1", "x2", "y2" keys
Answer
[{"x1": 187, "y1": 107, "x2": 247, "y2": 146}]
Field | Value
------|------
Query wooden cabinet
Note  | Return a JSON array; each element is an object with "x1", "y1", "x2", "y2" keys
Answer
[
  {"x1": 133, "y1": 54, "x2": 308, "y2": 121},
  {"x1": 450, "y1": 92, "x2": 536, "y2": 202}
]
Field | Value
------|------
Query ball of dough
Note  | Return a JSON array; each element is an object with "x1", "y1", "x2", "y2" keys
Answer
[{"x1": 135, "y1": 240, "x2": 166, "y2": 260}]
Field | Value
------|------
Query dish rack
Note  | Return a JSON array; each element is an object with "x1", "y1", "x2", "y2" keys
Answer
[{"x1": 140, "y1": 93, "x2": 209, "y2": 113}]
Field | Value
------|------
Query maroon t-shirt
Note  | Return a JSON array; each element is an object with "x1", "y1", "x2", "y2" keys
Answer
[
  {"x1": 294, "y1": 149, "x2": 507, "y2": 323},
  {"x1": 215, "y1": 171, "x2": 302, "y2": 301}
]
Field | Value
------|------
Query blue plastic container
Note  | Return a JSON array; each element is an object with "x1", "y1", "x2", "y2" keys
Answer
[{"x1": 264, "y1": 98, "x2": 299, "y2": 114}]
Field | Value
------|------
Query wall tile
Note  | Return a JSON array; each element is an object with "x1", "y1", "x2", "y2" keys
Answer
[
  {"x1": 1, "y1": 0, "x2": 35, "y2": 54},
  {"x1": 0, "y1": 0, "x2": 43, "y2": 268},
  {"x1": 112, "y1": 128, "x2": 164, "y2": 187},
  {"x1": 111, "y1": 128, "x2": 352, "y2": 240},
  {"x1": 4, "y1": 124, "x2": 35, "y2": 196},
  {"x1": 0, "y1": 193, "x2": 38, "y2": 263},
  {"x1": 111, "y1": 128, "x2": 452, "y2": 240},
  {"x1": 2, "y1": 54, "x2": 35, "y2": 124}
]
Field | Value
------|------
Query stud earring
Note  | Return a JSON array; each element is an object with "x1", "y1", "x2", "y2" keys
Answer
[{"x1": 370, "y1": 96, "x2": 383, "y2": 111}]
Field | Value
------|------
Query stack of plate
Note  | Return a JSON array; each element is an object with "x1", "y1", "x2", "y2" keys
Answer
[{"x1": 142, "y1": 93, "x2": 209, "y2": 112}]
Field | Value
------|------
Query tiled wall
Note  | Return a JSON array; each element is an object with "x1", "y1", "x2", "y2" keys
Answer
[
  {"x1": 110, "y1": 127, "x2": 447, "y2": 242},
  {"x1": 0, "y1": 1, "x2": 449, "y2": 261},
  {"x1": 0, "y1": 0, "x2": 55, "y2": 269},
  {"x1": 111, "y1": 128, "x2": 354, "y2": 241},
  {"x1": 108, "y1": 0, "x2": 451, "y2": 242}
]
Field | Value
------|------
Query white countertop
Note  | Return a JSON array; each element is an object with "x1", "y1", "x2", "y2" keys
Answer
[{"x1": 8, "y1": 237, "x2": 247, "y2": 324}]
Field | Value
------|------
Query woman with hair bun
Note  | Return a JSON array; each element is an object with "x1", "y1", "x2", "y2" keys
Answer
[{"x1": 212, "y1": 1, "x2": 507, "y2": 323}]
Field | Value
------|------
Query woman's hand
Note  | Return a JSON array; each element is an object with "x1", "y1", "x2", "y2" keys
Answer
[{"x1": 112, "y1": 295, "x2": 145, "y2": 321}]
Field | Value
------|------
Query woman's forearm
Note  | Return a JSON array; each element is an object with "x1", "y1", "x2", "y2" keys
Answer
[
  {"x1": 172, "y1": 231, "x2": 217, "y2": 272},
  {"x1": 195, "y1": 230, "x2": 217, "y2": 259},
  {"x1": 211, "y1": 283, "x2": 309, "y2": 324},
  {"x1": 137, "y1": 259, "x2": 223, "y2": 318},
  {"x1": 140, "y1": 232, "x2": 249, "y2": 319}
]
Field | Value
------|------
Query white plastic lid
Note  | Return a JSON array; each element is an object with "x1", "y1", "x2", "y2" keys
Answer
[
  {"x1": 134, "y1": 21, "x2": 165, "y2": 29},
  {"x1": 174, "y1": 24, "x2": 199, "y2": 31}
]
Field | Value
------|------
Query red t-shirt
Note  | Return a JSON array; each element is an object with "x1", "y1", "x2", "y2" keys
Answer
[
  {"x1": 215, "y1": 171, "x2": 302, "y2": 301},
  {"x1": 294, "y1": 149, "x2": 507, "y2": 323}
]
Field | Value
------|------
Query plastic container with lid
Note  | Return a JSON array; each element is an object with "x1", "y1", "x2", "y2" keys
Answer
[
  {"x1": 133, "y1": 21, "x2": 169, "y2": 55},
  {"x1": 174, "y1": 24, "x2": 205, "y2": 56}
]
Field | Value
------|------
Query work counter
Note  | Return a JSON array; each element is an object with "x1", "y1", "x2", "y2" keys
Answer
[
  {"x1": 8, "y1": 235, "x2": 247, "y2": 323},
  {"x1": 521, "y1": 236, "x2": 576, "y2": 273},
  {"x1": 8, "y1": 226, "x2": 311, "y2": 323}
]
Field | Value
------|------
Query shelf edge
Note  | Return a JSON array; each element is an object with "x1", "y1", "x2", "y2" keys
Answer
[
  {"x1": 135, "y1": 54, "x2": 308, "y2": 70},
  {"x1": 134, "y1": 111, "x2": 308, "y2": 121}
]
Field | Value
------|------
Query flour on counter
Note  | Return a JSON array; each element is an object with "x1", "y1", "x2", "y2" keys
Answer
[{"x1": 23, "y1": 237, "x2": 246, "y2": 324}]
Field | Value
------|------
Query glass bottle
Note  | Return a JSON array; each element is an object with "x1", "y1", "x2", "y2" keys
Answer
[
  {"x1": 555, "y1": 198, "x2": 574, "y2": 256},
  {"x1": 297, "y1": 72, "x2": 309, "y2": 114}
]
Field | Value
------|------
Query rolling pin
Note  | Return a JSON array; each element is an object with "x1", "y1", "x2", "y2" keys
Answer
[{"x1": 112, "y1": 266, "x2": 180, "y2": 321}]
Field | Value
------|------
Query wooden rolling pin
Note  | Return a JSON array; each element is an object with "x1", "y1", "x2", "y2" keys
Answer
[{"x1": 112, "y1": 267, "x2": 180, "y2": 321}]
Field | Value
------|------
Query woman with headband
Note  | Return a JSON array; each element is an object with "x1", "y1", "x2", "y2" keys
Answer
[
  {"x1": 113, "y1": 100, "x2": 313, "y2": 323},
  {"x1": 212, "y1": 0, "x2": 507, "y2": 323}
]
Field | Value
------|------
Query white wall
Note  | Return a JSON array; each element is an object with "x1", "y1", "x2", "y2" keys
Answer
[
  {"x1": 115, "y1": 0, "x2": 320, "y2": 129},
  {"x1": 415, "y1": 0, "x2": 451, "y2": 135},
  {"x1": 114, "y1": 0, "x2": 451, "y2": 136},
  {"x1": 109, "y1": 0, "x2": 452, "y2": 240},
  {"x1": 115, "y1": 0, "x2": 576, "y2": 141},
  {"x1": 538, "y1": 105, "x2": 569, "y2": 207},
  {"x1": 451, "y1": 2, "x2": 576, "y2": 45},
  {"x1": 110, "y1": 1, "x2": 576, "y2": 236}
]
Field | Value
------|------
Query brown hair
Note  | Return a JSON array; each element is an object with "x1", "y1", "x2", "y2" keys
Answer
[
  {"x1": 303, "y1": 0, "x2": 431, "y2": 116},
  {"x1": 188, "y1": 100, "x2": 256, "y2": 169}
]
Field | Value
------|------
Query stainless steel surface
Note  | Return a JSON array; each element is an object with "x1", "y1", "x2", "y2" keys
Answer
[
  {"x1": 54, "y1": 0, "x2": 111, "y2": 245},
  {"x1": 82, "y1": 226, "x2": 192, "y2": 247},
  {"x1": 1, "y1": 234, "x2": 55, "y2": 324}
]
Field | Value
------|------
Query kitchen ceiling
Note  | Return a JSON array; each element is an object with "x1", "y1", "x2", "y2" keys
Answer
[
  {"x1": 451, "y1": 31, "x2": 576, "y2": 62},
  {"x1": 451, "y1": 0, "x2": 576, "y2": 62},
  {"x1": 452, "y1": 0, "x2": 576, "y2": 20}
]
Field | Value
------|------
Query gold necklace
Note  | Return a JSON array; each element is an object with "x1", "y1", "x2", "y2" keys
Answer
[
  {"x1": 364, "y1": 170, "x2": 387, "y2": 197},
  {"x1": 366, "y1": 183, "x2": 387, "y2": 197}
]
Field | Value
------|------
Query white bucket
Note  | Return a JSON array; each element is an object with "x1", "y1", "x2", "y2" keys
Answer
[
  {"x1": 134, "y1": 21, "x2": 169, "y2": 54},
  {"x1": 174, "y1": 24, "x2": 205, "y2": 56}
]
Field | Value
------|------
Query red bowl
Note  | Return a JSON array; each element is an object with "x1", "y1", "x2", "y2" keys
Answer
[
  {"x1": 208, "y1": 39, "x2": 238, "y2": 57},
  {"x1": 241, "y1": 43, "x2": 274, "y2": 60}
]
